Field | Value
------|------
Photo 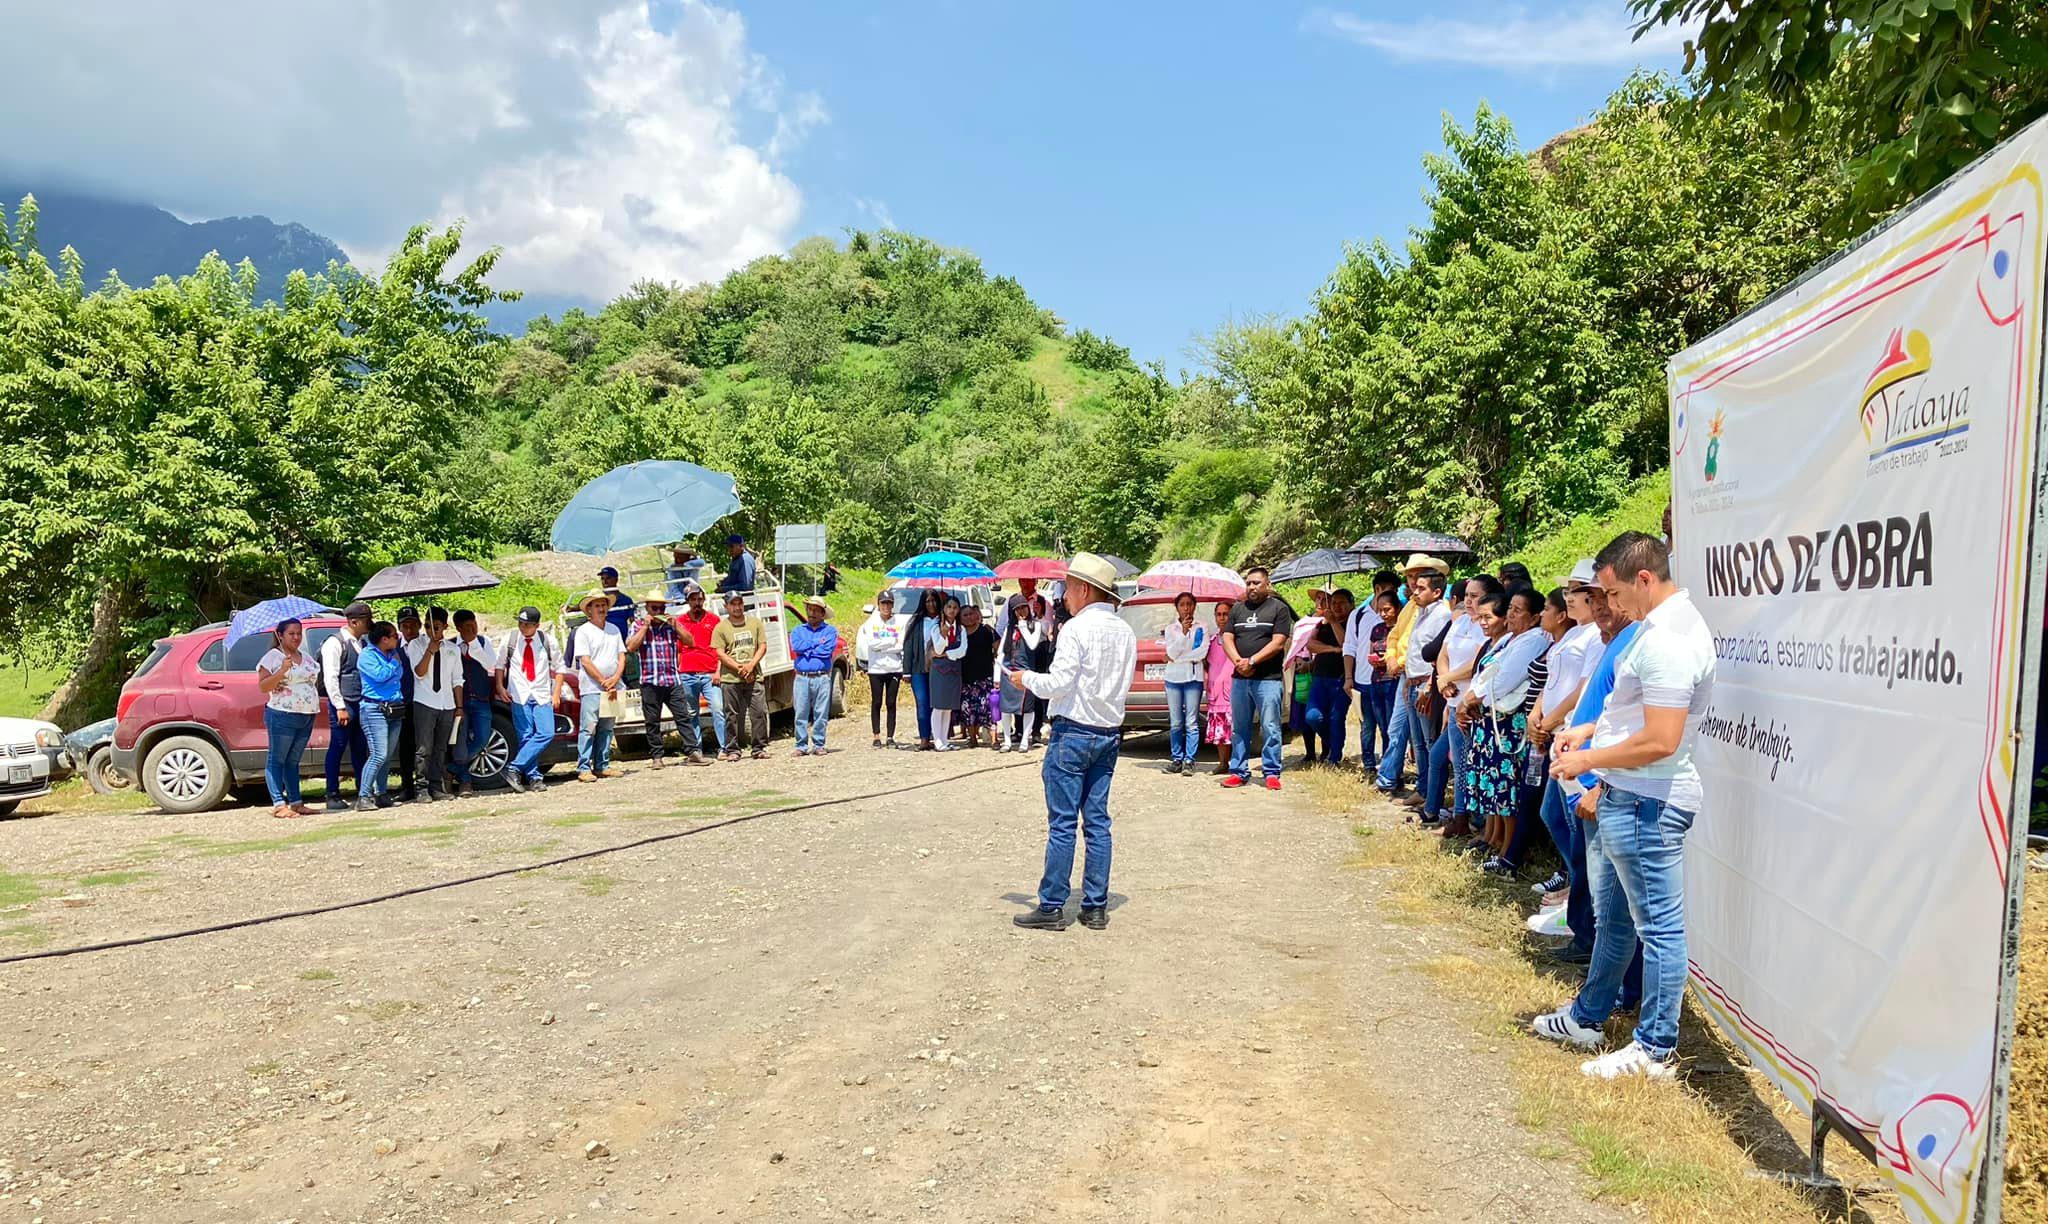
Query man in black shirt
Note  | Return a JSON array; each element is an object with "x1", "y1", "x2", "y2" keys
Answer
[
  {"x1": 1221, "y1": 565, "x2": 1297, "y2": 791},
  {"x1": 1304, "y1": 588, "x2": 1354, "y2": 766}
]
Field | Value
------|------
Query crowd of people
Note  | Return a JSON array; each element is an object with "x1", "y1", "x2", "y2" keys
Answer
[{"x1": 849, "y1": 580, "x2": 1065, "y2": 753}]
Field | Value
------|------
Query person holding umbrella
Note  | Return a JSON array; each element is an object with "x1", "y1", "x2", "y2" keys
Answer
[
  {"x1": 406, "y1": 607, "x2": 463, "y2": 801},
  {"x1": 903, "y1": 589, "x2": 943, "y2": 750},
  {"x1": 626, "y1": 589, "x2": 710, "y2": 768},
  {"x1": 256, "y1": 618, "x2": 321, "y2": 818},
  {"x1": 1008, "y1": 553, "x2": 1138, "y2": 931},
  {"x1": 319, "y1": 600, "x2": 374, "y2": 811},
  {"x1": 925, "y1": 596, "x2": 970, "y2": 750}
]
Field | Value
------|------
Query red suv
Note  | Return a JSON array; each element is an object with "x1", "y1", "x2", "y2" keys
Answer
[
  {"x1": 111, "y1": 616, "x2": 574, "y2": 813},
  {"x1": 1116, "y1": 591, "x2": 1234, "y2": 730}
]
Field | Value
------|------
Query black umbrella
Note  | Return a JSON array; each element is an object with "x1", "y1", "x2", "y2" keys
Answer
[
  {"x1": 1270, "y1": 548, "x2": 1382, "y2": 583},
  {"x1": 357, "y1": 560, "x2": 502, "y2": 600},
  {"x1": 1348, "y1": 529, "x2": 1471, "y2": 556},
  {"x1": 1096, "y1": 554, "x2": 1141, "y2": 579}
]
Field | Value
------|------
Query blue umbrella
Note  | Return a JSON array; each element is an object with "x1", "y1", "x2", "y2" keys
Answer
[
  {"x1": 550, "y1": 461, "x2": 742, "y2": 556},
  {"x1": 886, "y1": 550, "x2": 998, "y2": 588},
  {"x1": 225, "y1": 595, "x2": 330, "y2": 650}
]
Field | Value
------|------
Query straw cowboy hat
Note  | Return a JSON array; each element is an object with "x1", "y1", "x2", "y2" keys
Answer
[
  {"x1": 1064, "y1": 552, "x2": 1126, "y2": 603},
  {"x1": 641, "y1": 587, "x2": 671, "y2": 605},
  {"x1": 1400, "y1": 553, "x2": 1451, "y2": 577},
  {"x1": 801, "y1": 594, "x2": 832, "y2": 616},
  {"x1": 578, "y1": 589, "x2": 613, "y2": 612}
]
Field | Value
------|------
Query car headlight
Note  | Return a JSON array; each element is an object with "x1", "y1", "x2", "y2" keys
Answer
[{"x1": 35, "y1": 728, "x2": 63, "y2": 750}]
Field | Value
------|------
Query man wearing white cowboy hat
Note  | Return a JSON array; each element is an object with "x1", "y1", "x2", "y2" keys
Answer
[
  {"x1": 1007, "y1": 552, "x2": 1137, "y2": 931},
  {"x1": 1373, "y1": 554, "x2": 1453, "y2": 796},
  {"x1": 571, "y1": 589, "x2": 627, "y2": 782}
]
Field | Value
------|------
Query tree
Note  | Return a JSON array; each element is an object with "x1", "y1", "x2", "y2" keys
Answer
[{"x1": 1632, "y1": 0, "x2": 2048, "y2": 199}]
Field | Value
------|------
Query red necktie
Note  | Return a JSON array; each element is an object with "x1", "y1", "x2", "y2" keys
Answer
[{"x1": 523, "y1": 637, "x2": 536, "y2": 682}]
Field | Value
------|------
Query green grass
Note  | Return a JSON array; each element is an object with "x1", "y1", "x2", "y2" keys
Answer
[
  {"x1": 547, "y1": 811, "x2": 607, "y2": 828},
  {"x1": 578, "y1": 873, "x2": 620, "y2": 897},
  {"x1": 0, "y1": 922, "x2": 50, "y2": 947},
  {"x1": 0, "y1": 869, "x2": 46, "y2": 908},
  {"x1": 1500, "y1": 469, "x2": 1669, "y2": 580},
  {"x1": 1024, "y1": 336, "x2": 1120, "y2": 421},
  {"x1": 0, "y1": 660, "x2": 66, "y2": 720},
  {"x1": 76, "y1": 870, "x2": 152, "y2": 888},
  {"x1": 246, "y1": 1058, "x2": 282, "y2": 1078},
  {"x1": 299, "y1": 968, "x2": 338, "y2": 982},
  {"x1": 164, "y1": 819, "x2": 462, "y2": 858},
  {"x1": 1569, "y1": 1122, "x2": 1718, "y2": 1200}
]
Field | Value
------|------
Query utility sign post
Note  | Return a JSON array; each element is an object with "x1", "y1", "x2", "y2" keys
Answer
[
  {"x1": 1669, "y1": 116, "x2": 2046, "y2": 1223},
  {"x1": 774, "y1": 523, "x2": 828, "y2": 593}
]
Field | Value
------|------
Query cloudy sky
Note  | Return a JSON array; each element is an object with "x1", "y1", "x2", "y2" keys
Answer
[{"x1": 1, "y1": 0, "x2": 1683, "y2": 360}]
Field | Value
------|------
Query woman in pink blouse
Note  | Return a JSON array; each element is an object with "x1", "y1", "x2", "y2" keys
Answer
[{"x1": 1203, "y1": 599, "x2": 1236, "y2": 774}]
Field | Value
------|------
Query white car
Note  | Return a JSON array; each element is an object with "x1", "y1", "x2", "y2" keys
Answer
[{"x1": 0, "y1": 715, "x2": 67, "y2": 817}]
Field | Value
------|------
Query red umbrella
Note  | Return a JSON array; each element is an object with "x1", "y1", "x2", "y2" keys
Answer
[{"x1": 994, "y1": 556, "x2": 1066, "y2": 580}]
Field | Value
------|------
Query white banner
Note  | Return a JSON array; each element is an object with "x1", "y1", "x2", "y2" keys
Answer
[{"x1": 1669, "y1": 120, "x2": 2045, "y2": 1224}]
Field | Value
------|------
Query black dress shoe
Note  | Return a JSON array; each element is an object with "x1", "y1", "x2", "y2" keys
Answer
[
  {"x1": 1012, "y1": 908, "x2": 1071, "y2": 931},
  {"x1": 1078, "y1": 907, "x2": 1108, "y2": 930},
  {"x1": 1545, "y1": 947, "x2": 1593, "y2": 966},
  {"x1": 326, "y1": 798, "x2": 350, "y2": 812}
]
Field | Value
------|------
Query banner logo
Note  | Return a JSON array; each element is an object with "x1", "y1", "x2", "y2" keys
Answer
[
  {"x1": 1859, "y1": 327, "x2": 1970, "y2": 460},
  {"x1": 1704, "y1": 408, "x2": 1725, "y2": 482}
]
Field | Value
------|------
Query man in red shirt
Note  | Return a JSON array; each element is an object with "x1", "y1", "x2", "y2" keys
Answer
[{"x1": 672, "y1": 587, "x2": 727, "y2": 757}]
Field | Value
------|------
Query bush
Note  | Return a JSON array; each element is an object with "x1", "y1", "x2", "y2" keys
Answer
[
  {"x1": 1499, "y1": 469, "x2": 1669, "y2": 585},
  {"x1": 1160, "y1": 448, "x2": 1275, "y2": 518},
  {"x1": 1068, "y1": 328, "x2": 1134, "y2": 372}
]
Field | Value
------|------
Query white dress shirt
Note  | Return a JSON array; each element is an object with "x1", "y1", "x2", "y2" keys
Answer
[
  {"x1": 1440, "y1": 613, "x2": 1491, "y2": 699},
  {"x1": 499, "y1": 629, "x2": 561, "y2": 706},
  {"x1": 1592, "y1": 590, "x2": 1716, "y2": 811},
  {"x1": 1539, "y1": 621, "x2": 1603, "y2": 717},
  {"x1": 1470, "y1": 627, "x2": 1549, "y2": 712},
  {"x1": 405, "y1": 635, "x2": 463, "y2": 710},
  {"x1": 1403, "y1": 601, "x2": 1452, "y2": 681},
  {"x1": 1161, "y1": 620, "x2": 1210, "y2": 684},
  {"x1": 1018, "y1": 602, "x2": 1137, "y2": 728},
  {"x1": 319, "y1": 626, "x2": 361, "y2": 702},
  {"x1": 457, "y1": 633, "x2": 500, "y2": 685}
]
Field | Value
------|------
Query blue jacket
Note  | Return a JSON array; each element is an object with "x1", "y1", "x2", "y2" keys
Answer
[
  {"x1": 789, "y1": 622, "x2": 838, "y2": 673},
  {"x1": 358, "y1": 645, "x2": 406, "y2": 703},
  {"x1": 716, "y1": 549, "x2": 758, "y2": 594},
  {"x1": 1569, "y1": 620, "x2": 1642, "y2": 791}
]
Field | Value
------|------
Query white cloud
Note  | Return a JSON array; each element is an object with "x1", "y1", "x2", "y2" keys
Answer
[
  {"x1": 1305, "y1": 3, "x2": 1691, "y2": 70},
  {"x1": 0, "y1": 1, "x2": 820, "y2": 301}
]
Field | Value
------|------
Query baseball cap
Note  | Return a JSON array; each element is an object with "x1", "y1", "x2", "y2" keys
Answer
[
  {"x1": 343, "y1": 599, "x2": 374, "y2": 620},
  {"x1": 726, "y1": 533, "x2": 745, "y2": 545},
  {"x1": 599, "y1": 565, "x2": 619, "y2": 579},
  {"x1": 516, "y1": 606, "x2": 543, "y2": 625},
  {"x1": 397, "y1": 605, "x2": 421, "y2": 623}
]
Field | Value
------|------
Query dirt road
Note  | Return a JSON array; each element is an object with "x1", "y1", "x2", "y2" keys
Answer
[{"x1": 1, "y1": 737, "x2": 1622, "y2": 1222}]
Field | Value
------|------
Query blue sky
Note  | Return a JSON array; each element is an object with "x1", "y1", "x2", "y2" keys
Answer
[
  {"x1": 743, "y1": 1, "x2": 1689, "y2": 366},
  {"x1": 1, "y1": 1, "x2": 1687, "y2": 366}
]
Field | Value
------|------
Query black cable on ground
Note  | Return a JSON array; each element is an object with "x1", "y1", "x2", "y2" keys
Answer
[{"x1": 1, "y1": 753, "x2": 1049, "y2": 967}]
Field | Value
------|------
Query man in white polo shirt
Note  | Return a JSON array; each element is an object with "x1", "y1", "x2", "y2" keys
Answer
[{"x1": 1536, "y1": 532, "x2": 1715, "y2": 1080}]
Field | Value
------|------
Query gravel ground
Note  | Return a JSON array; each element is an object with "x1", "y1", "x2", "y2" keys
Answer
[{"x1": 0, "y1": 733, "x2": 1625, "y2": 1223}]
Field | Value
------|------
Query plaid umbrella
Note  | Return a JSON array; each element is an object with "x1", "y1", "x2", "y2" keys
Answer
[
  {"x1": 225, "y1": 595, "x2": 331, "y2": 650},
  {"x1": 886, "y1": 550, "x2": 998, "y2": 589},
  {"x1": 1347, "y1": 529, "x2": 1471, "y2": 556}
]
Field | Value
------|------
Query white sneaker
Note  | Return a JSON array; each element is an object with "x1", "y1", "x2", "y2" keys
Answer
[
  {"x1": 1530, "y1": 1007, "x2": 1604, "y2": 1050},
  {"x1": 1524, "y1": 904, "x2": 1570, "y2": 937},
  {"x1": 1580, "y1": 1041, "x2": 1676, "y2": 1080}
]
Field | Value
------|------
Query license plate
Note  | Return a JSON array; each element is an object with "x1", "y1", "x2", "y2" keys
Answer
[
  {"x1": 8, "y1": 765, "x2": 29, "y2": 784},
  {"x1": 1143, "y1": 664, "x2": 1165, "y2": 681}
]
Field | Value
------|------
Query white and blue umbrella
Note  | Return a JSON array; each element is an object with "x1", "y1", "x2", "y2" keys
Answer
[
  {"x1": 885, "y1": 550, "x2": 998, "y2": 589},
  {"x1": 549, "y1": 461, "x2": 742, "y2": 556},
  {"x1": 225, "y1": 595, "x2": 330, "y2": 650}
]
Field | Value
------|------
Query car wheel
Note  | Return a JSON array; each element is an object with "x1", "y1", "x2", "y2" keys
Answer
[
  {"x1": 830, "y1": 665, "x2": 848, "y2": 718},
  {"x1": 142, "y1": 734, "x2": 232, "y2": 814},
  {"x1": 470, "y1": 711, "x2": 517, "y2": 791},
  {"x1": 85, "y1": 744, "x2": 132, "y2": 795}
]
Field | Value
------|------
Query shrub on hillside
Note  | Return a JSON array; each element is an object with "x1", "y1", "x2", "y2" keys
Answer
[
  {"x1": 1068, "y1": 328, "x2": 1134, "y2": 372},
  {"x1": 1161, "y1": 448, "x2": 1276, "y2": 518}
]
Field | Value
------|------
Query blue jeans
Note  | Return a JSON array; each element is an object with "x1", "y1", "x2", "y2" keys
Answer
[
  {"x1": 1304, "y1": 675, "x2": 1348, "y2": 763},
  {"x1": 1164, "y1": 679, "x2": 1205, "y2": 762},
  {"x1": 263, "y1": 707, "x2": 314, "y2": 807},
  {"x1": 1539, "y1": 780, "x2": 1596, "y2": 957},
  {"x1": 793, "y1": 671, "x2": 832, "y2": 750},
  {"x1": 1036, "y1": 720, "x2": 1119, "y2": 910},
  {"x1": 1572, "y1": 785, "x2": 1695, "y2": 1060},
  {"x1": 455, "y1": 699, "x2": 493, "y2": 781},
  {"x1": 577, "y1": 692, "x2": 616, "y2": 774},
  {"x1": 678, "y1": 673, "x2": 723, "y2": 749},
  {"x1": 509, "y1": 699, "x2": 552, "y2": 781},
  {"x1": 358, "y1": 701, "x2": 399, "y2": 798},
  {"x1": 1425, "y1": 714, "x2": 1471, "y2": 819},
  {"x1": 324, "y1": 700, "x2": 366, "y2": 796},
  {"x1": 1355, "y1": 679, "x2": 1395, "y2": 771},
  {"x1": 1375, "y1": 681, "x2": 1426, "y2": 789},
  {"x1": 1229, "y1": 676, "x2": 1285, "y2": 779},
  {"x1": 909, "y1": 671, "x2": 933, "y2": 742}
]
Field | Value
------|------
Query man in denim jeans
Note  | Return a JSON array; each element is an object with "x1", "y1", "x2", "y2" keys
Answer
[
  {"x1": 1220, "y1": 565, "x2": 1296, "y2": 791},
  {"x1": 1535, "y1": 532, "x2": 1715, "y2": 1080},
  {"x1": 1010, "y1": 553, "x2": 1137, "y2": 932}
]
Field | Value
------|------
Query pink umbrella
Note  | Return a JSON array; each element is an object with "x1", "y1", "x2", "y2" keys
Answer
[
  {"x1": 993, "y1": 556, "x2": 1066, "y2": 580},
  {"x1": 1136, "y1": 559, "x2": 1246, "y2": 601}
]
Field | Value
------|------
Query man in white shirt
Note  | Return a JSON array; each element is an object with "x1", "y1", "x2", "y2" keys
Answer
[
  {"x1": 1374, "y1": 568, "x2": 1451, "y2": 794},
  {"x1": 570, "y1": 590, "x2": 627, "y2": 782},
  {"x1": 1008, "y1": 553, "x2": 1137, "y2": 932},
  {"x1": 495, "y1": 606, "x2": 561, "y2": 793},
  {"x1": 406, "y1": 607, "x2": 464, "y2": 801},
  {"x1": 451, "y1": 610, "x2": 498, "y2": 797},
  {"x1": 319, "y1": 600, "x2": 374, "y2": 811},
  {"x1": 1538, "y1": 532, "x2": 1716, "y2": 1080}
]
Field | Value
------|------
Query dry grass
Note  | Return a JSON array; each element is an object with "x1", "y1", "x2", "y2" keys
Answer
[
  {"x1": 1298, "y1": 767, "x2": 1904, "y2": 1224},
  {"x1": 2006, "y1": 865, "x2": 2047, "y2": 1217}
]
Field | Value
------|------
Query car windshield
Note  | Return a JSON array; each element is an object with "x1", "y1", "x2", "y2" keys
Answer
[{"x1": 1118, "y1": 601, "x2": 1206, "y2": 640}]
